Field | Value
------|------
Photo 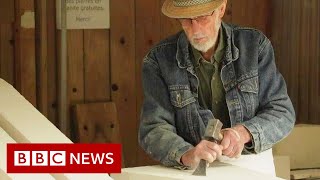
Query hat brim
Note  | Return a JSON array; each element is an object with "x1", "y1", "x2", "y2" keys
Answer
[{"x1": 162, "y1": 0, "x2": 224, "y2": 19}]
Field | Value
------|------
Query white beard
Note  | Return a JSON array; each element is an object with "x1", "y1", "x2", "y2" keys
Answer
[{"x1": 190, "y1": 34, "x2": 216, "y2": 53}]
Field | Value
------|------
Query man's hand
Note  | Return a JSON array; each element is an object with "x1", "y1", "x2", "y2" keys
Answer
[
  {"x1": 181, "y1": 140, "x2": 223, "y2": 169},
  {"x1": 220, "y1": 125, "x2": 252, "y2": 158}
]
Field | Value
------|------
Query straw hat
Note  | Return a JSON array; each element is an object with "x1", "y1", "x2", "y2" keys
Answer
[{"x1": 162, "y1": 0, "x2": 224, "y2": 18}]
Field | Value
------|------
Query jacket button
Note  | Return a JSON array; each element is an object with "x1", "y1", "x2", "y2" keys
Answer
[{"x1": 176, "y1": 93, "x2": 181, "y2": 103}]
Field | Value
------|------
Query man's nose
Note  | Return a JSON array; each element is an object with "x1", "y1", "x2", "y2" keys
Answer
[{"x1": 191, "y1": 20, "x2": 201, "y2": 33}]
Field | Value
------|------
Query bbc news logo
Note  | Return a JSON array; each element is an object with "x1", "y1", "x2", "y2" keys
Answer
[
  {"x1": 7, "y1": 143, "x2": 121, "y2": 173},
  {"x1": 14, "y1": 151, "x2": 66, "y2": 166}
]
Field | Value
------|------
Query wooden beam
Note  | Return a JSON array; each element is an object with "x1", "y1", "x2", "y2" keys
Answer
[{"x1": 35, "y1": 0, "x2": 48, "y2": 117}]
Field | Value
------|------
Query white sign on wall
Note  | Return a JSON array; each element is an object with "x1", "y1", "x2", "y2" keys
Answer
[{"x1": 56, "y1": 0, "x2": 110, "y2": 29}]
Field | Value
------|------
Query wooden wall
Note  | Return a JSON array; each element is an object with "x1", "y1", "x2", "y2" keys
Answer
[
  {"x1": 271, "y1": 0, "x2": 319, "y2": 124},
  {"x1": 0, "y1": 0, "x2": 318, "y2": 167},
  {"x1": 0, "y1": 1, "x2": 15, "y2": 86}
]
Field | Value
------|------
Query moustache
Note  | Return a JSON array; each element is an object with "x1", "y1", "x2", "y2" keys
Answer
[{"x1": 192, "y1": 34, "x2": 207, "y2": 40}]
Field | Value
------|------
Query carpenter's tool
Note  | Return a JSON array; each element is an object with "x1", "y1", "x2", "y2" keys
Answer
[{"x1": 192, "y1": 119, "x2": 223, "y2": 176}]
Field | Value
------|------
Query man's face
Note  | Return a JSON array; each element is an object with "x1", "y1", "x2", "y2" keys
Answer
[{"x1": 178, "y1": 3, "x2": 226, "y2": 53}]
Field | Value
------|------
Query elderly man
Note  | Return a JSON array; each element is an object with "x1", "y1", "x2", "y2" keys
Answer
[{"x1": 138, "y1": 0, "x2": 295, "y2": 172}]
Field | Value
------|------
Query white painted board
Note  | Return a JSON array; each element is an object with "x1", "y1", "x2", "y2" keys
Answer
[
  {"x1": 0, "y1": 127, "x2": 55, "y2": 180},
  {"x1": 111, "y1": 146, "x2": 282, "y2": 179},
  {"x1": 0, "y1": 79, "x2": 112, "y2": 180},
  {"x1": 111, "y1": 163, "x2": 284, "y2": 180}
]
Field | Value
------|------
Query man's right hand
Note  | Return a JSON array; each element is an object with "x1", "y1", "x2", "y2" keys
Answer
[{"x1": 181, "y1": 140, "x2": 223, "y2": 169}]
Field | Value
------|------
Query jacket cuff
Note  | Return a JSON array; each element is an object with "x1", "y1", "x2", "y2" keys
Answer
[
  {"x1": 240, "y1": 121, "x2": 262, "y2": 153},
  {"x1": 171, "y1": 143, "x2": 193, "y2": 170}
]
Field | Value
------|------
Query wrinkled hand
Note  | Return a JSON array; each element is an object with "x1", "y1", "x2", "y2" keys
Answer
[
  {"x1": 220, "y1": 125, "x2": 252, "y2": 158},
  {"x1": 181, "y1": 140, "x2": 223, "y2": 169}
]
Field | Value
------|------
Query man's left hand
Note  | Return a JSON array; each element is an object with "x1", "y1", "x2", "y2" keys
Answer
[{"x1": 220, "y1": 125, "x2": 252, "y2": 158}]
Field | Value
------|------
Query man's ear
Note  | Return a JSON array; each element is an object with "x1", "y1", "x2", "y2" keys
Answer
[{"x1": 218, "y1": 0, "x2": 227, "y2": 19}]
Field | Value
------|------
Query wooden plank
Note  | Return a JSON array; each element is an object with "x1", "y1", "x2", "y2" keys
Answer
[
  {"x1": 223, "y1": 0, "x2": 232, "y2": 23},
  {"x1": 14, "y1": 0, "x2": 37, "y2": 106},
  {"x1": 110, "y1": 0, "x2": 136, "y2": 167},
  {"x1": 291, "y1": 169, "x2": 320, "y2": 180},
  {"x1": 298, "y1": 0, "x2": 310, "y2": 123},
  {"x1": 67, "y1": 30, "x2": 84, "y2": 104},
  {"x1": 67, "y1": 30, "x2": 85, "y2": 138},
  {"x1": 316, "y1": 0, "x2": 320, "y2": 123},
  {"x1": 271, "y1": 0, "x2": 319, "y2": 125},
  {"x1": 0, "y1": 27, "x2": 1, "y2": 76},
  {"x1": 160, "y1": 0, "x2": 181, "y2": 39},
  {"x1": 73, "y1": 102, "x2": 125, "y2": 168},
  {"x1": 73, "y1": 102, "x2": 121, "y2": 143},
  {"x1": 84, "y1": 29, "x2": 110, "y2": 102},
  {"x1": 35, "y1": 0, "x2": 48, "y2": 117},
  {"x1": 65, "y1": 30, "x2": 85, "y2": 98},
  {"x1": 288, "y1": 0, "x2": 300, "y2": 121},
  {"x1": 0, "y1": 0, "x2": 14, "y2": 23},
  {"x1": 271, "y1": 0, "x2": 283, "y2": 70},
  {"x1": 231, "y1": 0, "x2": 269, "y2": 35},
  {"x1": 308, "y1": 0, "x2": 319, "y2": 124},
  {"x1": 0, "y1": 24, "x2": 14, "y2": 85},
  {"x1": 135, "y1": 0, "x2": 162, "y2": 167},
  {"x1": 46, "y1": 0, "x2": 58, "y2": 126},
  {"x1": 279, "y1": 0, "x2": 293, "y2": 116}
]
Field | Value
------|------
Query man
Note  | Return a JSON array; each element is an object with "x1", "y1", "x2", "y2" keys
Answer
[{"x1": 138, "y1": 0, "x2": 295, "y2": 172}]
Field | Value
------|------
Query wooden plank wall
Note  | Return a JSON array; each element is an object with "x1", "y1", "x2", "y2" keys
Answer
[
  {"x1": 14, "y1": 0, "x2": 37, "y2": 106},
  {"x1": 0, "y1": 0, "x2": 15, "y2": 86},
  {"x1": 271, "y1": 0, "x2": 319, "y2": 124},
  {"x1": 0, "y1": 0, "x2": 318, "y2": 167}
]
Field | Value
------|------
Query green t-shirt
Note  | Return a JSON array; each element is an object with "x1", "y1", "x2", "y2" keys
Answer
[{"x1": 191, "y1": 28, "x2": 231, "y2": 128}]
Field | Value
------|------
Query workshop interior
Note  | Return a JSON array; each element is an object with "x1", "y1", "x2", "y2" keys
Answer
[{"x1": 0, "y1": 0, "x2": 319, "y2": 179}]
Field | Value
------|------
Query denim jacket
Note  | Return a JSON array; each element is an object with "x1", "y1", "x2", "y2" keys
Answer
[{"x1": 138, "y1": 22, "x2": 295, "y2": 168}]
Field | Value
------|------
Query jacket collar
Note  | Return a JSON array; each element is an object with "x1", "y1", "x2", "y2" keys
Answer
[{"x1": 176, "y1": 22, "x2": 239, "y2": 69}]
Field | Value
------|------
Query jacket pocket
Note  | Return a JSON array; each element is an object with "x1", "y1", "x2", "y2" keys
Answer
[
  {"x1": 237, "y1": 76, "x2": 259, "y2": 118},
  {"x1": 168, "y1": 85, "x2": 196, "y2": 108}
]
